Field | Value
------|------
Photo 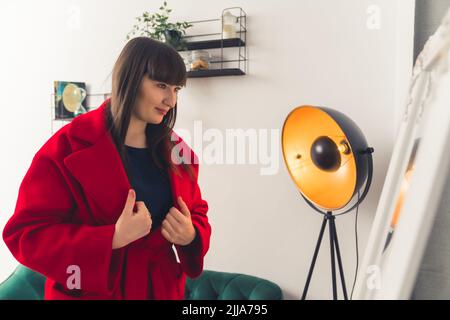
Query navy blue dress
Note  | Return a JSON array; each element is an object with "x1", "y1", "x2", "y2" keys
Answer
[{"x1": 125, "y1": 145, "x2": 173, "y2": 229}]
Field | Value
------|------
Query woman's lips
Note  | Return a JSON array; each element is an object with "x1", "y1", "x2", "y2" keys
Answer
[{"x1": 155, "y1": 107, "x2": 168, "y2": 115}]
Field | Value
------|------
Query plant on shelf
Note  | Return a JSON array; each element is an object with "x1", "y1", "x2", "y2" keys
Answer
[{"x1": 126, "y1": 1, "x2": 192, "y2": 51}]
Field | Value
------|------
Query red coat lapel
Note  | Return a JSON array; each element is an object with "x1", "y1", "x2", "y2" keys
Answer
[{"x1": 63, "y1": 101, "x2": 132, "y2": 225}]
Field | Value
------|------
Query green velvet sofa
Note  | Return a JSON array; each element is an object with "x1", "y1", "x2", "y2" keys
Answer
[{"x1": 0, "y1": 265, "x2": 283, "y2": 300}]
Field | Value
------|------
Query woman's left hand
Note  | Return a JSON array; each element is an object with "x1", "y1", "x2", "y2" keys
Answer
[{"x1": 161, "y1": 196, "x2": 196, "y2": 246}]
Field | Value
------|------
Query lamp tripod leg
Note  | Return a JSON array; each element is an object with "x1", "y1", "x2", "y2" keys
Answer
[
  {"x1": 301, "y1": 216, "x2": 328, "y2": 300},
  {"x1": 328, "y1": 212, "x2": 338, "y2": 300},
  {"x1": 330, "y1": 217, "x2": 348, "y2": 300}
]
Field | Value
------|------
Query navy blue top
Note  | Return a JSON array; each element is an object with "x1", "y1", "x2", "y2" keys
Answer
[{"x1": 125, "y1": 145, "x2": 173, "y2": 229}]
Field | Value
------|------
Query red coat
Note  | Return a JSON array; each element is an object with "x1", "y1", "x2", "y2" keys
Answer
[{"x1": 2, "y1": 99, "x2": 211, "y2": 300}]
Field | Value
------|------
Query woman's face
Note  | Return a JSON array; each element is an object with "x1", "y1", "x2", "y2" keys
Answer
[{"x1": 133, "y1": 76, "x2": 182, "y2": 124}]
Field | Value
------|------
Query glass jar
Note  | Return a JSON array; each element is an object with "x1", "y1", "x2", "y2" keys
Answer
[
  {"x1": 188, "y1": 50, "x2": 212, "y2": 71},
  {"x1": 222, "y1": 10, "x2": 237, "y2": 39}
]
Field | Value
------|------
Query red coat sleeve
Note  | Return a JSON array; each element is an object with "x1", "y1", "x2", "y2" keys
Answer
[
  {"x1": 174, "y1": 161, "x2": 211, "y2": 278},
  {"x1": 2, "y1": 151, "x2": 120, "y2": 295}
]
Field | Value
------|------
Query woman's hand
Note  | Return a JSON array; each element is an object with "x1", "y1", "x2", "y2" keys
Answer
[
  {"x1": 112, "y1": 189, "x2": 152, "y2": 249},
  {"x1": 161, "y1": 196, "x2": 196, "y2": 246}
]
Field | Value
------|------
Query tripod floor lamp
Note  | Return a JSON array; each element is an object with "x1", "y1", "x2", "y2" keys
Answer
[{"x1": 281, "y1": 106, "x2": 374, "y2": 300}]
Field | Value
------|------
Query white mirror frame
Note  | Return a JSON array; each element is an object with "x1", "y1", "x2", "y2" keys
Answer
[{"x1": 353, "y1": 8, "x2": 450, "y2": 300}]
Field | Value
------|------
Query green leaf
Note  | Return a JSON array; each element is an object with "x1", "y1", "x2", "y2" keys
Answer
[{"x1": 126, "y1": 1, "x2": 196, "y2": 40}]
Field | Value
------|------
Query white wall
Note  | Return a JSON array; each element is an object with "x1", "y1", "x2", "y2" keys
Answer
[{"x1": 0, "y1": 0, "x2": 414, "y2": 299}]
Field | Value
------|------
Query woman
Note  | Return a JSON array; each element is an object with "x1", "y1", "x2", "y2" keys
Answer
[{"x1": 2, "y1": 37, "x2": 211, "y2": 300}]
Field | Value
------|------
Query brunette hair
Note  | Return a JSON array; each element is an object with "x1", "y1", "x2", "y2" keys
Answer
[{"x1": 105, "y1": 37, "x2": 195, "y2": 181}]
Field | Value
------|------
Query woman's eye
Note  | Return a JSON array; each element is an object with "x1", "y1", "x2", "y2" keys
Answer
[{"x1": 158, "y1": 83, "x2": 181, "y2": 92}]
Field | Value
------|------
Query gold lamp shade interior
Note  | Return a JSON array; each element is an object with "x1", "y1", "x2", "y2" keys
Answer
[{"x1": 282, "y1": 106, "x2": 359, "y2": 211}]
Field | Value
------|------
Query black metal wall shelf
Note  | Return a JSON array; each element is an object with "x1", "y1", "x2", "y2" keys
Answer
[
  {"x1": 180, "y1": 38, "x2": 245, "y2": 51},
  {"x1": 180, "y1": 7, "x2": 247, "y2": 78},
  {"x1": 187, "y1": 68, "x2": 245, "y2": 78}
]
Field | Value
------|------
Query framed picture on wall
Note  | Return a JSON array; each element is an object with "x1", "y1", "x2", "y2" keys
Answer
[
  {"x1": 353, "y1": 8, "x2": 450, "y2": 300},
  {"x1": 53, "y1": 81, "x2": 88, "y2": 119}
]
